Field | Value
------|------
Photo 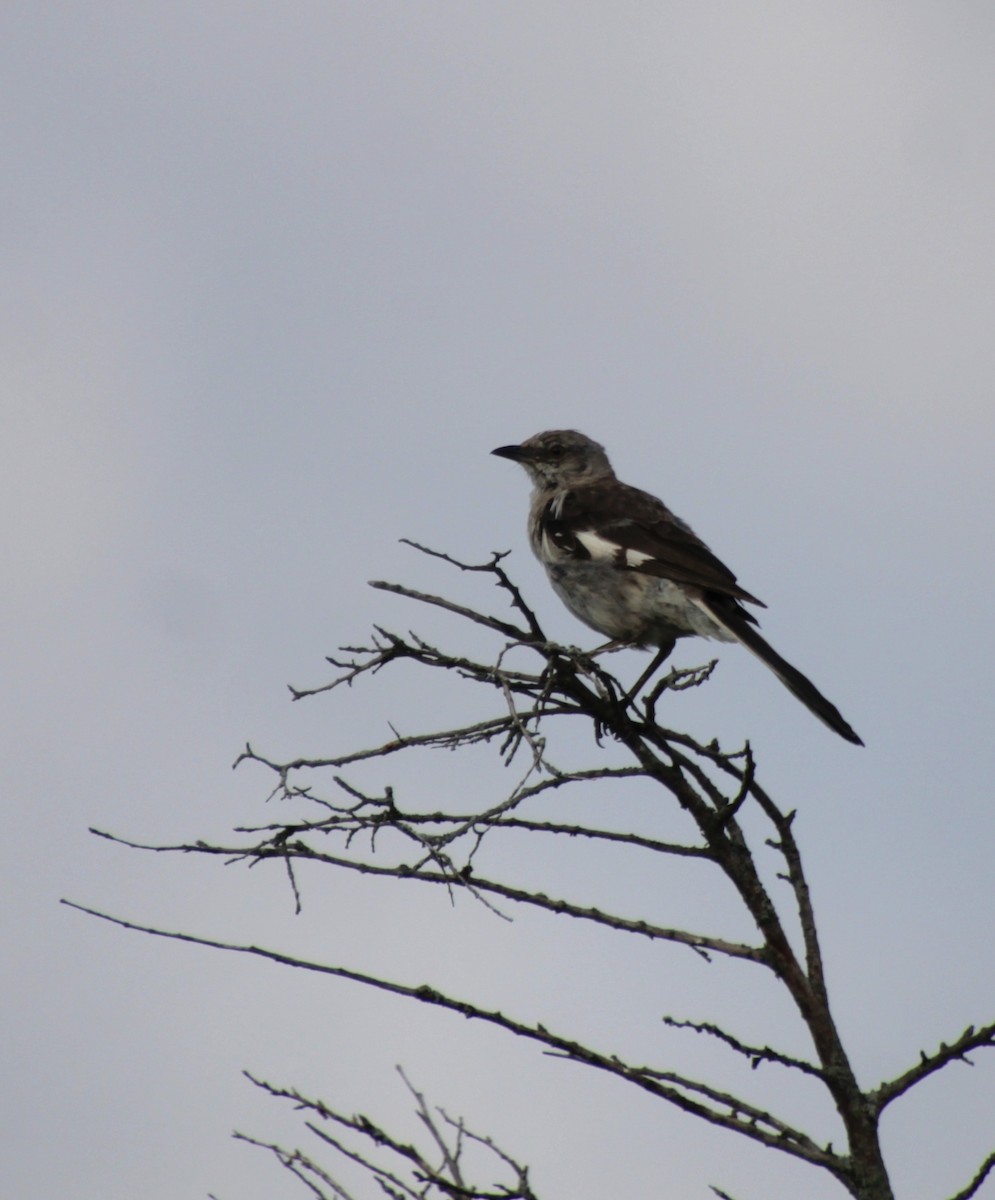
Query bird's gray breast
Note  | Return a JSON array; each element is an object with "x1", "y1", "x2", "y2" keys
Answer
[{"x1": 544, "y1": 561, "x2": 733, "y2": 646}]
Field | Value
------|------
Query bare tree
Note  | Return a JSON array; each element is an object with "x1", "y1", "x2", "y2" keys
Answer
[{"x1": 66, "y1": 543, "x2": 995, "y2": 1200}]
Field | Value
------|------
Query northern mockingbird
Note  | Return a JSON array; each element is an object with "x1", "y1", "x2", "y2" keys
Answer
[{"x1": 492, "y1": 429, "x2": 863, "y2": 745}]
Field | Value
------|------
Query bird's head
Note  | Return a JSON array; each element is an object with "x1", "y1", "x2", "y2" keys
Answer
[{"x1": 491, "y1": 430, "x2": 615, "y2": 489}]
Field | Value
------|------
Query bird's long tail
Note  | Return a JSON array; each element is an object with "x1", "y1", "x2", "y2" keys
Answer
[{"x1": 696, "y1": 597, "x2": 864, "y2": 746}]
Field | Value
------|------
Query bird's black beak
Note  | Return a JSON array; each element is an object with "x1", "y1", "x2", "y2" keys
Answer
[{"x1": 491, "y1": 444, "x2": 529, "y2": 462}]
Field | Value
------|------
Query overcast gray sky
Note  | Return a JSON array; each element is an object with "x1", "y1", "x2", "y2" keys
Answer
[{"x1": 3, "y1": 5, "x2": 994, "y2": 1199}]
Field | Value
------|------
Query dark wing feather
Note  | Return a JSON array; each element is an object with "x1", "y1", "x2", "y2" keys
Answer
[{"x1": 552, "y1": 482, "x2": 766, "y2": 609}]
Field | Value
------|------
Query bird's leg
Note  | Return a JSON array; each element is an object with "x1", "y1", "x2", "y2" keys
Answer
[{"x1": 624, "y1": 639, "x2": 676, "y2": 702}]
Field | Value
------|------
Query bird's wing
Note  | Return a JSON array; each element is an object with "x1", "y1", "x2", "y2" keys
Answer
[
  {"x1": 543, "y1": 482, "x2": 765, "y2": 610},
  {"x1": 541, "y1": 481, "x2": 862, "y2": 743}
]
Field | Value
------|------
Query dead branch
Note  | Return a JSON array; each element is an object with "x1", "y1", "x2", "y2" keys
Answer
[
  {"x1": 662, "y1": 1015, "x2": 824, "y2": 1079},
  {"x1": 238, "y1": 1067, "x2": 539, "y2": 1200},
  {"x1": 58, "y1": 899, "x2": 841, "y2": 1174},
  {"x1": 869, "y1": 1022, "x2": 995, "y2": 1113}
]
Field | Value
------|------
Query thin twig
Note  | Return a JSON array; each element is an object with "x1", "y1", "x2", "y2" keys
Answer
[
  {"x1": 947, "y1": 1151, "x2": 995, "y2": 1200},
  {"x1": 663, "y1": 1016, "x2": 824, "y2": 1079},
  {"x1": 870, "y1": 1023, "x2": 995, "y2": 1113}
]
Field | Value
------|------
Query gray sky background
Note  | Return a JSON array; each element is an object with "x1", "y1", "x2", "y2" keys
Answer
[{"x1": 3, "y1": 5, "x2": 994, "y2": 1199}]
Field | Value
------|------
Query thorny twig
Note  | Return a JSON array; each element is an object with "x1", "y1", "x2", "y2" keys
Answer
[{"x1": 238, "y1": 1067, "x2": 539, "y2": 1200}]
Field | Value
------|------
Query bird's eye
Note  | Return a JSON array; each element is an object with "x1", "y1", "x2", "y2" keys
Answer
[{"x1": 547, "y1": 444, "x2": 564, "y2": 458}]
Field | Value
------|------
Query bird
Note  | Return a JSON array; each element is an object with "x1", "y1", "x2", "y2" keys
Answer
[{"x1": 491, "y1": 429, "x2": 863, "y2": 745}]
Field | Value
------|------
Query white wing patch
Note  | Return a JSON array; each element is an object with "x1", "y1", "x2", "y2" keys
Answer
[{"x1": 575, "y1": 529, "x2": 654, "y2": 567}]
